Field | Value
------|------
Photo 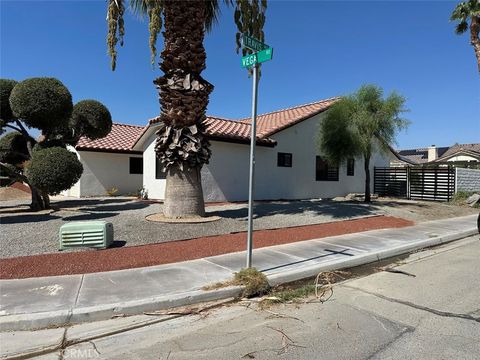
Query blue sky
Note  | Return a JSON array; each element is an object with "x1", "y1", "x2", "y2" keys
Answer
[{"x1": 1, "y1": 0, "x2": 479, "y2": 149}]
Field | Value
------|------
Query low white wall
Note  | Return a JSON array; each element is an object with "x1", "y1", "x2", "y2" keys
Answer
[
  {"x1": 61, "y1": 146, "x2": 81, "y2": 197},
  {"x1": 78, "y1": 151, "x2": 143, "y2": 197},
  {"x1": 143, "y1": 133, "x2": 166, "y2": 200},
  {"x1": 143, "y1": 113, "x2": 392, "y2": 201},
  {"x1": 456, "y1": 167, "x2": 480, "y2": 192}
]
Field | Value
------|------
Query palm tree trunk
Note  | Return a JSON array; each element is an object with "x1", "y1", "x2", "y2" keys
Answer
[
  {"x1": 164, "y1": 166, "x2": 205, "y2": 218},
  {"x1": 154, "y1": 0, "x2": 213, "y2": 218},
  {"x1": 470, "y1": 15, "x2": 480, "y2": 73},
  {"x1": 364, "y1": 154, "x2": 371, "y2": 203}
]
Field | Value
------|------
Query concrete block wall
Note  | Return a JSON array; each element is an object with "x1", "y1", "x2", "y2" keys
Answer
[{"x1": 456, "y1": 168, "x2": 480, "y2": 192}]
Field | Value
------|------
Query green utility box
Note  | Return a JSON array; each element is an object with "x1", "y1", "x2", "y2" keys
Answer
[{"x1": 59, "y1": 221, "x2": 114, "y2": 250}]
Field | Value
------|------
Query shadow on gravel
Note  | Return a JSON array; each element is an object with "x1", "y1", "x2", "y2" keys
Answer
[
  {"x1": 61, "y1": 212, "x2": 119, "y2": 221},
  {"x1": 51, "y1": 198, "x2": 137, "y2": 209},
  {"x1": 77, "y1": 202, "x2": 150, "y2": 213},
  {"x1": 0, "y1": 214, "x2": 61, "y2": 224},
  {"x1": 212, "y1": 200, "x2": 377, "y2": 220},
  {"x1": 110, "y1": 240, "x2": 127, "y2": 248}
]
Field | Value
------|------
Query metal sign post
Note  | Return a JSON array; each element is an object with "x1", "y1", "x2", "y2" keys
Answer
[
  {"x1": 246, "y1": 63, "x2": 259, "y2": 268},
  {"x1": 240, "y1": 34, "x2": 273, "y2": 268}
]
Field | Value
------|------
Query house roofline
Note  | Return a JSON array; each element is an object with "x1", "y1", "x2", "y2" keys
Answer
[{"x1": 76, "y1": 148, "x2": 143, "y2": 155}]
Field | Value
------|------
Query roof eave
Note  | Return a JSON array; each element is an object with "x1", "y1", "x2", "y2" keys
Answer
[
  {"x1": 76, "y1": 147, "x2": 143, "y2": 155},
  {"x1": 259, "y1": 104, "x2": 333, "y2": 138}
]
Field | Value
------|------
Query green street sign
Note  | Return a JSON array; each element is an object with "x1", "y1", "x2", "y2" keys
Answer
[
  {"x1": 257, "y1": 47, "x2": 273, "y2": 63},
  {"x1": 242, "y1": 34, "x2": 269, "y2": 52},
  {"x1": 241, "y1": 53, "x2": 258, "y2": 68},
  {"x1": 241, "y1": 47, "x2": 274, "y2": 68}
]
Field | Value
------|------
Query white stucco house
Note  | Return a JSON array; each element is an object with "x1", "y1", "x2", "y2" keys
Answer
[
  {"x1": 62, "y1": 123, "x2": 144, "y2": 197},
  {"x1": 130, "y1": 97, "x2": 395, "y2": 202},
  {"x1": 65, "y1": 97, "x2": 401, "y2": 201}
]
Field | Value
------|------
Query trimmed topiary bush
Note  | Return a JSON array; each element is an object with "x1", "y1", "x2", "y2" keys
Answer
[
  {"x1": 1, "y1": 76, "x2": 110, "y2": 210},
  {"x1": 0, "y1": 79, "x2": 18, "y2": 121},
  {"x1": 9, "y1": 78, "x2": 73, "y2": 130},
  {"x1": 25, "y1": 147, "x2": 83, "y2": 195},
  {"x1": 71, "y1": 100, "x2": 112, "y2": 140},
  {"x1": 0, "y1": 131, "x2": 31, "y2": 167}
]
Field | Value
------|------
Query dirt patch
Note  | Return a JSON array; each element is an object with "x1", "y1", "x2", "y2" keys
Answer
[
  {"x1": 0, "y1": 187, "x2": 31, "y2": 201},
  {"x1": 0, "y1": 215, "x2": 412, "y2": 279},
  {"x1": 363, "y1": 197, "x2": 478, "y2": 222}
]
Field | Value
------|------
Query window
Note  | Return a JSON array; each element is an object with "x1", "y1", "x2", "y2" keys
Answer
[
  {"x1": 277, "y1": 152, "x2": 292, "y2": 167},
  {"x1": 155, "y1": 157, "x2": 166, "y2": 179},
  {"x1": 315, "y1": 156, "x2": 339, "y2": 181},
  {"x1": 347, "y1": 158, "x2": 355, "y2": 176},
  {"x1": 129, "y1": 157, "x2": 143, "y2": 174}
]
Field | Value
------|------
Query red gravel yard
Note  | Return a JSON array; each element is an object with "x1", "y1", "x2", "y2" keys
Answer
[{"x1": 0, "y1": 215, "x2": 412, "y2": 279}]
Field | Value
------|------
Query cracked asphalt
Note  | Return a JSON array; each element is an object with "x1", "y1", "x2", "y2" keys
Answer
[{"x1": 3, "y1": 235, "x2": 479, "y2": 359}]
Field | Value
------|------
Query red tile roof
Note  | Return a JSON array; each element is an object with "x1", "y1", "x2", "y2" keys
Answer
[
  {"x1": 78, "y1": 97, "x2": 339, "y2": 152},
  {"x1": 76, "y1": 123, "x2": 144, "y2": 154},
  {"x1": 145, "y1": 97, "x2": 338, "y2": 147},
  {"x1": 147, "y1": 115, "x2": 277, "y2": 146},
  {"x1": 241, "y1": 97, "x2": 339, "y2": 138}
]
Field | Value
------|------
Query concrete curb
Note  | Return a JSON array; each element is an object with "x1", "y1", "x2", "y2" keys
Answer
[
  {"x1": 0, "y1": 286, "x2": 243, "y2": 332},
  {"x1": 267, "y1": 227, "x2": 477, "y2": 285},
  {"x1": 1, "y1": 227, "x2": 477, "y2": 332}
]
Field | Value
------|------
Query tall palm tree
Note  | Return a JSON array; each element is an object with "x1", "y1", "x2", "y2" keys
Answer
[
  {"x1": 450, "y1": 0, "x2": 480, "y2": 73},
  {"x1": 107, "y1": 0, "x2": 267, "y2": 218}
]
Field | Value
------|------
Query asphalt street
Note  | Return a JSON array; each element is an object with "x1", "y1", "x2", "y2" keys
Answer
[{"x1": 9, "y1": 235, "x2": 478, "y2": 360}]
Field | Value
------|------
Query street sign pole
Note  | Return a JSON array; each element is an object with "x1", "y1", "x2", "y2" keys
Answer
[{"x1": 246, "y1": 64, "x2": 259, "y2": 268}]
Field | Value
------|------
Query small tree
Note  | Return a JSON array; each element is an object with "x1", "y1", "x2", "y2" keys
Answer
[
  {"x1": 450, "y1": 0, "x2": 480, "y2": 73},
  {"x1": 0, "y1": 77, "x2": 112, "y2": 210},
  {"x1": 318, "y1": 84, "x2": 409, "y2": 202}
]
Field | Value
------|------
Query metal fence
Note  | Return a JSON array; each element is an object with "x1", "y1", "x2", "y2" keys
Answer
[
  {"x1": 373, "y1": 167, "x2": 408, "y2": 197},
  {"x1": 374, "y1": 167, "x2": 456, "y2": 202}
]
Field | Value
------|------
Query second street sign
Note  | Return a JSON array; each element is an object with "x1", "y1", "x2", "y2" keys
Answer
[
  {"x1": 241, "y1": 47, "x2": 274, "y2": 68},
  {"x1": 242, "y1": 34, "x2": 269, "y2": 52}
]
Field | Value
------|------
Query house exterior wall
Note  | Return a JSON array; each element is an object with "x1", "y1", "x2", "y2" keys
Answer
[
  {"x1": 143, "y1": 132, "x2": 166, "y2": 200},
  {"x1": 446, "y1": 154, "x2": 479, "y2": 162},
  {"x1": 61, "y1": 146, "x2": 81, "y2": 197},
  {"x1": 142, "y1": 113, "x2": 391, "y2": 201},
  {"x1": 63, "y1": 149, "x2": 143, "y2": 197},
  {"x1": 456, "y1": 168, "x2": 480, "y2": 192}
]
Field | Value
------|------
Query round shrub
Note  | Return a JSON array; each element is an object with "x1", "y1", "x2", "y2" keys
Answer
[
  {"x1": 25, "y1": 147, "x2": 83, "y2": 195},
  {"x1": 0, "y1": 132, "x2": 31, "y2": 167},
  {"x1": 9, "y1": 77, "x2": 73, "y2": 131},
  {"x1": 0, "y1": 79, "x2": 18, "y2": 121},
  {"x1": 71, "y1": 100, "x2": 112, "y2": 140}
]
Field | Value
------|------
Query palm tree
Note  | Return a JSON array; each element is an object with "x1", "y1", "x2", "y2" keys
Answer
[
  {"x1": 450, "y1": 0, "x2": 480, "y2": 73},
  {"x1": 318, "y1": 84, "x2": 409, "y2": 203},
  {"x1": 106, "y1": 0, "x2": 267, "y2": 218}
]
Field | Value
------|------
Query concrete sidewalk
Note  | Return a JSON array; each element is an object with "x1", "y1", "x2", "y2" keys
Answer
[{"x1": 0, "y1": 214, "x2": 477, "y2": 331}]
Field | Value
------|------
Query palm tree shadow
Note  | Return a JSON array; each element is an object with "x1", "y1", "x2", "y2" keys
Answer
[
  {"x1": 61, "y1": 212, "x2": 119, "y2": 221},
  {"x1": 209, "y1": 199, "x2": 378, "y2": 220}
]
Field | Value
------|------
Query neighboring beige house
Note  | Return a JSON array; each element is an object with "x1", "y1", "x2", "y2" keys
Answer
[
  {"x1": 62, "y1": 123, "x2": 144, "y2": 197},
  {"x1": 391, "y1": 143, "x2": 480, "y2": 167}
]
